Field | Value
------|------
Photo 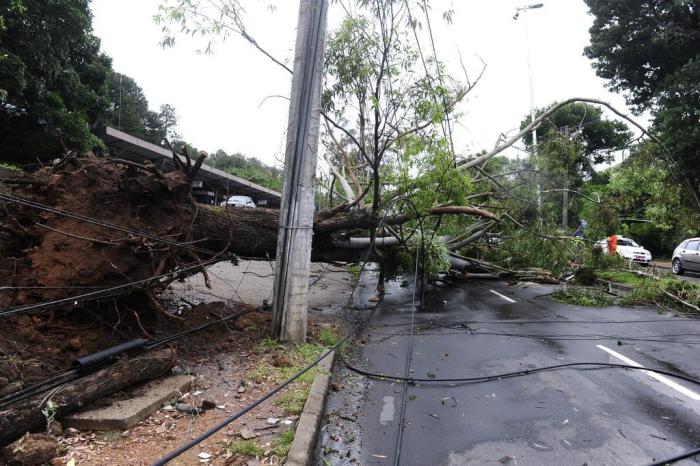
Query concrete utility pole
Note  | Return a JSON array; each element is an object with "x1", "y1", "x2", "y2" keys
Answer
[{"x1": 271, "y1": 0, "x2": 328, "y2": 343}]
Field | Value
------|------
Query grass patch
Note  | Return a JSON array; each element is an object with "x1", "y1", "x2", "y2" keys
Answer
[
  {"x1": 620, "y1": 277, "x2": 700, "y2": 314},
  {"x1": 228, "y1": 439, "x2": 264, "y2": 457},
  {"x1": 272, "y1": 428, "x2": 296, "y2": 457},
  {"x1": 255, "y1": 337, "x2": 282, "y2": 354},
  {"x1": 596, "y1": 270, "x2": 648, "y2": 287},
  {"x1": 275, "y1": 389, "x2": 308, "y2": 414},
  {"x1": 552, "y1": 288, "x2": 614, "y2": 307},
  {"x1": 245, "y1": 364, "x2": 272, "y2": 383},
  {"x1": 102, "y1": 431, "x2": 121, "y2": 444},
  {"x1": 319, "y1": 327, "x2": 340, "y2": 346}
]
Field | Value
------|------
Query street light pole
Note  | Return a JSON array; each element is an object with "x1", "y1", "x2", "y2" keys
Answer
[
  {"x1": 514, "y1": 3, "x2": 543, "y2": 150},
  {"x1": 514, "y1": 3, "x2": 543, "y2": 207},
  {"x1": 522, "y1": 10, "x2": 537, "y2": 149}
]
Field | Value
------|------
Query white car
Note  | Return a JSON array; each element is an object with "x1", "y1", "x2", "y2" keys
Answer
[
  {"x1": 596, "y1": 235, "x2": 652, "y2": 265},
  {"x1": 220, "y1": 195, "x2": 256, "y2": 208}
]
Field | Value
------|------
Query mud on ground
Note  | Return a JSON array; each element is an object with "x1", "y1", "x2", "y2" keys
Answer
[{"x1": 4, "y1": 261, "x2": 354, "y2": 466}]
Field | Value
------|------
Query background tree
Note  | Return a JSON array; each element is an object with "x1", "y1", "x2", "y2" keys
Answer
[
  {"x1": 208, "y1": 149, "x2": 283, "y2": 191},
  {"x1": 522, "y1": 102, "x2": 631, "y2": 173},
  {"x1": 579, "y1": 141, "x2": 700, "y2": 254},
  {"x1": 519, "y1": 102, "x2": 631, "y2": 229},
  {"x1": 0, "y1": 0, "x2": 112, "y2": 163},
  {"x1": 102, "y1": 72, "x2": 180, "y2": 145},
  {"x1": 584, "y1": 0, "x2": 700, "y2": 206}
]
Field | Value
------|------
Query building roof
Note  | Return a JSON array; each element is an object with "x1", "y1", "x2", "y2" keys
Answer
[{"x1": 100, "y1": 126, "x2": 281, "y2": 207}]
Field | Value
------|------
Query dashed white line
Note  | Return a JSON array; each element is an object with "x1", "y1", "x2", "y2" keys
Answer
[
  {"x1": 489, "y1": 289, "x2": 516, "y2": 303},
  {"x1": 596, "y1": 344, "x2": 700, "y2": 401}
]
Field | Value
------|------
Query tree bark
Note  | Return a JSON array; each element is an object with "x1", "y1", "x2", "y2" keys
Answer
[
  {"x1": 0, "y1": 349, "x2": 174, "y2": 445},
  {"x1": 0, "y1": 154, "x2": 496, "y2": 308}
]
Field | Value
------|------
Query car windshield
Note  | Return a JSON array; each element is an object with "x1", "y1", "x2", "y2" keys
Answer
[{"x1": 618, "y1": 238, "x2": 639, "y2": 247}]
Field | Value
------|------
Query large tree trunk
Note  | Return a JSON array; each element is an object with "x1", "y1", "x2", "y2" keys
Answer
[
  {"x1": 0, "y1": 153, "x2": 383, "y2": 309},
  {"x1": 0, "y1": 349, "x2": 174, "y2": 445},
  {"x1": 0, "y1": 153, "x2": 498, "y2": 309}
]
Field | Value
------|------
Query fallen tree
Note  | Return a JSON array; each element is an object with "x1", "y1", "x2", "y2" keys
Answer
[{"x1": 0, "y1": 152, "x2": 503, "y2": 310}]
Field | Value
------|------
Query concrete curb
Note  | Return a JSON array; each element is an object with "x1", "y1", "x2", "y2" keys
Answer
[{"x1": 284, "y1": 351, "x2": 334, "y2": 466}]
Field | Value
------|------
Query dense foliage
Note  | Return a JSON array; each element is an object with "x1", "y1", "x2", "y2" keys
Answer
[
  {"x1": 0, "y1": 0, "x2": 185, "y2": 162},
  {"x1": 0, "y1": 0, "x2": 111, "y2": 162},
  {"x1": 585, "y1": 0, "x2": 700, "y2": 205},
  {"x1": 522, "y1": 102, "x2": 631, "y2": 170},
  {"x1": 208, "y1": 149, "x2": 283, "y2": 192},
  {"x1": 579, "y1": 142, "x2": 700, "y2": 254},
  {"x1": 101, "y1": 72, "x2": 180, "y2": 145}
]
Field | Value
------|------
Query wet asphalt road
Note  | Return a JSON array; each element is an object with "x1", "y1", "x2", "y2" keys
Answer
[{"x1": 318, "y1": 278, "x2": 700, "y2": 465}]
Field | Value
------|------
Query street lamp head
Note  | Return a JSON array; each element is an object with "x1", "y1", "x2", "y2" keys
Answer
[
  {"x1": 514, "y1": 3, "x2": 543, "y2": 19},
  {"x1": 516, "y1": 3, "x2": 544, "y2": 12}
]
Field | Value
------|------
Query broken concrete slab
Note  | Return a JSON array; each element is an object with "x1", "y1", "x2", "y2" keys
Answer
[{"x1": 61, "y1": 375, "x2": 193, "y2": 431}]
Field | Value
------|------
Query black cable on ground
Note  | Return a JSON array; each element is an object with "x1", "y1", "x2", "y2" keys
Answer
[
  {"x1": 364, "y1": 326, "x2": 700, "y2": 345},
  {"x1": 393, "y1": 245, "x2": 422, "y2": 466},
  {"x1": 343, "y1": 359, "x2": 700, "y2": 386},
  {"x1": 151, "y1": 202, "x2": 388, "y2": 464},
  {"x1": 150, "y1": 304, "x2": 377, "y2": 466},
  {"x1": 646, "y1": 446, "x2": 700, "y2": 466},
  {"x1": 0, "y1": 259, "x2": 220, "y2": 319},
  {"x1": 370, "y1": 317, "x2": 699, "y2": 327},
  {"x1": 0, "y1": 308, "x2": 254, "y2": 409}
]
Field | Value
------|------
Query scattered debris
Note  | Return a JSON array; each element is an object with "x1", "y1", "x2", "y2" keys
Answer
[
  {"x1": 2, "y1": 433, "x2": 62, "y2": 466},
  {"x1": 200, "y1": 400, "x2": 217, "y2": 411},
  {"x1": 175, "y1": 403, "x2": 202, "y2": 415},
  {"x1": 240, "y1": 428, "x2": 257, "y2": 440}
]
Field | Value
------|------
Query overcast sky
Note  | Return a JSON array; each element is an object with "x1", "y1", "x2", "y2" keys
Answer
[{"x1": 91, "y1": 0, "x2": 637, "y2": 168}]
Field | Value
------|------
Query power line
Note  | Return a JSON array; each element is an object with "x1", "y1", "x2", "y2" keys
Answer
[
  {"x1": 646, "y1": 446, "x2": 700, "y2": 466},
  {"x1": 343, "y1": 359, "x2": 700, "y2": 386},
  {"x1": 0, "y1": 259, "x2": 219, "y2": 319},
  {"x1": 0, "y1": 307, "x2": 253, "y2": 409},
  {"x1": 0, "y1": 192, "x2": 227, "y2": 258},
  {"x1": 394, "y1": 240, "x2": 422, "y2": 466},
  {"x1": 150, "y1": 290, "x2": 376, "y2": 466}
]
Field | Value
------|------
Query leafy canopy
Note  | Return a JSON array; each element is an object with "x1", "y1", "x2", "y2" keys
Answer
[
  {"x1": 101, "y1": 72, "x2": 180, "y2": 145},
  {"x1": 0, "y1": 0, "x2": 112, "y2": 161},
  {"x1": 584, "y1": 0, "x2": 700, "y2": 202},
  {"x1": 522, "y1": 102, "x2": 631, "y2": 170}
]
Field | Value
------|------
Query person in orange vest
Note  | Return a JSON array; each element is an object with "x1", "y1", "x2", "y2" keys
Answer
[{"x1": 607, "y1": 235, "x2": 618, "y2": 256}]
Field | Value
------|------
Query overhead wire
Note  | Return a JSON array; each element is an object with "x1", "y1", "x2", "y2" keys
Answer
[
  {"x1": 343, "y1": 359, "x2": 700, "y2": 387},
  {"x1": 0, "y1": 307, "x2": 254, "y2": 410},
  {"x1": 151, "y1": 243, "x2": 381, "y2": 465},
  {"x1": 0, "y1": 258, "x2": 221, "y2": 319},
  {"x1": 393, "y1": 239, "x2": 422, "y2": 466},
  {"x1": 646, "y1": 446, "x2": 700, "y2": 466},
  {"x1": 0, "y1": 192, "x2": 228, "y2": 258}
]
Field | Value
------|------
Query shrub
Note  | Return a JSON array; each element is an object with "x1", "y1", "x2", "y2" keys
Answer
[{"x1": 552, "y1": 288, "x2": 613, "y2": 307}]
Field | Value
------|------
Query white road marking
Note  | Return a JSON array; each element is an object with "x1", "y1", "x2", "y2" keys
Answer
[
  {"x1": 596, "y1": 344, "x2": 700, "y2": 401},
  {"x1": 489, "y1": 289, "x2": 516, "y2": 303}
]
